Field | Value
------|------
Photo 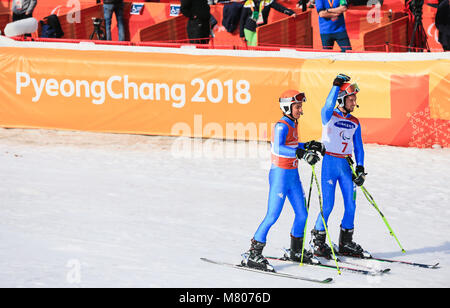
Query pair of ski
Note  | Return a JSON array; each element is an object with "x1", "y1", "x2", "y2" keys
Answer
[
  {"x1": 267, "y1": 246, "x2": 438, "y2": 275},
  {"x1": 201, "y1": 251, "x2": 384, "y2": 285},
  {"x1": 200, "y1": 253, "x2": 384, "y2": 285},
  {"x1": 201, "y1": 251, "x2": 439, "y2": 285},
  {"x1": 266, "y1": 251, "x2": 390, "y2": 277}
]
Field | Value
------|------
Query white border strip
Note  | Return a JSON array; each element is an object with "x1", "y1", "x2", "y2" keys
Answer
[{"x1": 1, "y1": 35, "x2": 449, "y2": 61}]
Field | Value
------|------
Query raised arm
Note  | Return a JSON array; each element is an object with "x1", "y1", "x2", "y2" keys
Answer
[
  {"x1": 353, "y1": 125, "x2": 364, "y2": 167},
  {"x1": 322, "y1": 74, "x2": 351, "y2": 125},
  {"x1": 321, "y1": 86, "x2": 339, "y2": 125}
]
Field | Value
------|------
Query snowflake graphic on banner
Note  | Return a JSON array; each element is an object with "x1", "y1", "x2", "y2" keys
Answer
[{"x1": 407, "y1": 107, "x2": 450, "y2": 148}]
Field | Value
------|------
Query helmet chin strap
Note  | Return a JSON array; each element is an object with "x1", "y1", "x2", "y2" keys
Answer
[
  {"x1": 284, "y1": 110, "x2": 300, "y2": 122},
  {"x1": 285, "y1": 104, "x2": 303, "y2": 118},
  {"x1": 285, "y1": 113, "x2": 295, "y2": 120}
]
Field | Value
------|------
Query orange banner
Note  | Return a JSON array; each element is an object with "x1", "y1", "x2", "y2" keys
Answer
[{"x1": 0, "y1": 44, "x2": 448, "y2": 148}]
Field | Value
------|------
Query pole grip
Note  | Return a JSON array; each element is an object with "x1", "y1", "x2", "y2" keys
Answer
[{"x1": 345, "y1": 155, "x2": 354, "y2": 167}]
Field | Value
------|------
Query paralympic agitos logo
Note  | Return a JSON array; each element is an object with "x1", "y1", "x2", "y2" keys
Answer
[{"x1": 334, "y1": 121, "x2": 356, "y2": 129}]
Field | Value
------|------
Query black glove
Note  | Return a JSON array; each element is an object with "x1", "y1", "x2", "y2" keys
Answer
[
  {"x1": 333, "y1": 73, "x2": 351, "y2": 87},
  {"x1": 352, "y1": 165, "x2": 366, "y2": 186},
  {"x1": 304, "y1": 151, "x2": 320, "y2": 165},
  {"x1": 296, "y1": 148, "x2": 305, "y2": 159},
  {"x1": 296, "y1": 148, "x2": 320, "y2": 165},
  {"x1": 304, "y1": 140, "x2": 326, "y2": 156}
]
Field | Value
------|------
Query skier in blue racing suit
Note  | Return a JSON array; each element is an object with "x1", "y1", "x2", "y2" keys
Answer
[
  {"x1": 311, "y1": 73, "x2": 368, "y2": 258},
  {"x1": 242, "y1": 89, "x2": 326, "y2": 271}
]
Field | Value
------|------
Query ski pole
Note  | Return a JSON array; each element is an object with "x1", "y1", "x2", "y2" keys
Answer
[
  {"x1": 300, "y1": 171, "x2": 314, "y2": 266},
  {"x1": 311, "y1": 165, "x2": 341, "y2": 275},
  {"x1": 346, "y1": 156, "x2": 406, "y2": 253}
]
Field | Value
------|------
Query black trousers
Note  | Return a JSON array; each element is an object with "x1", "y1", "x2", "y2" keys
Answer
[
  {"x1": 187, "y1": 18, "x2": 210, "y2": 44},
  {"x1": 13, "y1": 12, "x2": 31, "y2": 22}
]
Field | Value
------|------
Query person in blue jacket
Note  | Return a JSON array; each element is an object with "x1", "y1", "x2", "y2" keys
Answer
[
  {"x1": 311, "y1": 73, "x2": 367, "y2": 258},
  {"x1": 242, "y1": 89, "x2": 326, "y2": 271},
  {"x1": 315, "y1": 0, "x2": 351, "y2": 51}
]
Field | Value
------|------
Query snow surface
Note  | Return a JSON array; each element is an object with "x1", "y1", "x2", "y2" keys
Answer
[{"x1": 0, "y1": 127, "x2": 449, "y2": 288}]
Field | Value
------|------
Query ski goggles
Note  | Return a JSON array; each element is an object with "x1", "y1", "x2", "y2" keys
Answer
[
  {"x1": 341, "y1": 83, "x2": 360, "y2": 96},
  {"x1": 279, "y1": 92, "x2": 306, "y2": 104}
]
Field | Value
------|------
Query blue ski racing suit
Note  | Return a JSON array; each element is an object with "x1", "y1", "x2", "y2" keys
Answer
[
  {"x1": 253, "y1": 116, "x2": 308, "y2": 243},
  {"x1": 314, "y1": 85, "x2": 364, "y2": 232}
]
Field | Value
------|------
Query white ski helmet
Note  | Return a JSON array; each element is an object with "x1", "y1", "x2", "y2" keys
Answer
[
  {"x1": 279, "y1": 90, "x2": 306, "y2": 115},
  {"x1": 337, "y1": 82, "x2": 360, "y2": 107}
]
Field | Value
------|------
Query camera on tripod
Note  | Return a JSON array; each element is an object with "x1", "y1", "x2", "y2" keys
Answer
[
  {"x1": 407, "y1": 0, "x2": 429, "y2": 51},
  {"x1": 92, "y1": 17, "x2": 103, "y2": 26},
  {"x1": 90, "y1": 17, "x2": 106, "y2": 40}
]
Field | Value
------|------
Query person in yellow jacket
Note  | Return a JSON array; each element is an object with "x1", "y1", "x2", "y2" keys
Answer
[{"x1": 239, "y1": 0, "x2": 296, "y2": 46}]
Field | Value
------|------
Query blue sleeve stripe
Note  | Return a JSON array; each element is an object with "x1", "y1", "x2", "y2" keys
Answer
[
  {"x1": 321, "y1": 86, "x2": 340, "y2": 125},
  {"x1": 272, "y1": 122, "x2": 297, "y2": 158}
]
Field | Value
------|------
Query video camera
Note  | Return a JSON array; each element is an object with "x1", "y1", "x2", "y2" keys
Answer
[
  {"x1": 92, "y1": 17, "x2": 103, "y2": 26},
  {"x1": 90, "y1": 17, "x2": 105, "y2": 40}
]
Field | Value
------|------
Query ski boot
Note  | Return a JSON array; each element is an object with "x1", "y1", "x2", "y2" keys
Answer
[
  {"x1": 311, "y1": 229, "x2": 333, "y2": 259},
  {"x1": 285, "y1": 235, "x2": 319, "y2": 264},
  {"x1": 242, "y1": 239, "x2": 275, "y2": 272},
  {"x1": 338, "y1": 227, "x2": 370, "y2": 258}
]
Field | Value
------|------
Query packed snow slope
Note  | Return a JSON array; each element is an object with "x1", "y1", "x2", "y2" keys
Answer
[{"x1": 0, "y1": 128, "x2": 448, "y2": 288}]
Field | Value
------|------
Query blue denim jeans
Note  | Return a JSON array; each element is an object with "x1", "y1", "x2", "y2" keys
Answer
[
  {"x1": 103, "y1": 3, "x2": 125, "y2": 41},
  {"x1": 320, "y1": 31, "x2": 352, "y2": 52}
]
